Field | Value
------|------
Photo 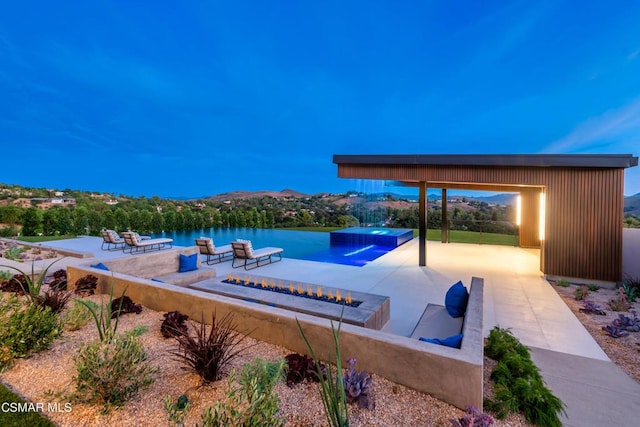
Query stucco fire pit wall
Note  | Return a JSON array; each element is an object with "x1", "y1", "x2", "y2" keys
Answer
[
  {"x1": 189, "y1": 278, "x2": 390, "y2": 330},
  {"x1": 67, "y1": 261, "x2": 484, "y2": 410}
]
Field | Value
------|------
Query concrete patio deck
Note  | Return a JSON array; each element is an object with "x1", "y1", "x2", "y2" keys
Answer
[{"x1": 20, "y1": 235, "x2": 640, "y2": 425}]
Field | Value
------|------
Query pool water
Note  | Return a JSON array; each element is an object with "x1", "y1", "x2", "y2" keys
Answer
[{"x1": 151, "y1": 228, "x2": 405, "y2": 267}]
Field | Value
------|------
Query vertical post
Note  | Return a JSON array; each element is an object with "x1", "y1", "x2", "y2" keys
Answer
[
  {"x1": 441, "y1": 188, "x2": 448, "y2": 243},
  {"x1": 419, "y1": 181, "x2": 426, "y2": 266},
  {"x1": 519, "y1": 188, "x2": 541, "y2": 248}
]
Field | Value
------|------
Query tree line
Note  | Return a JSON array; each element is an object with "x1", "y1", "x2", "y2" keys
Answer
[{"x1": 0, "y1": 193, "x2": 523, "y2": 237}]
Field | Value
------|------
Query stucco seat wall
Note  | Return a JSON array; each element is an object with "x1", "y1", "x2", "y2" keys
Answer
[
  {"x1": 72, "y1": 247, "x2": 216, "y2": 287},
  {"x1": 65, "y1": 263, "x2": 484, "y2": 410}
]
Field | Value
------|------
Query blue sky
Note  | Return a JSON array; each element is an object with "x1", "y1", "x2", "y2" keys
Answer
[{"x1": 1, "y1": 1, "x2": 639, "y2": 198}]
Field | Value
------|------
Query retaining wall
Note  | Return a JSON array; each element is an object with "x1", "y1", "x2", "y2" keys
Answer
[{"x1": 67, "y1": 257, "x2": 484, "y2": 410}]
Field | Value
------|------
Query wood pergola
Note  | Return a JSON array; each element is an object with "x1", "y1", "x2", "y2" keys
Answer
[{"x1": 333, "y1": 154, "x2": 638, "y2": 282}]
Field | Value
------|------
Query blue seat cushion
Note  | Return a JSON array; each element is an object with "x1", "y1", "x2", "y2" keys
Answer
[
  {"x1": 90, "y1": 262, "x2": 109, "y2": 271},
  {"x1": 445, "y1": 281, "x2": 469, "y2": 318},
  {"x1": 419, "y1": 333, "x2": 463, "y2": 349},
  {"x1": 179, "y1": 253, "x2": 198, "y2": 272}
]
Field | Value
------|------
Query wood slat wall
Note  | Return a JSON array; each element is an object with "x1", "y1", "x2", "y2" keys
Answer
[{"x1": 338, "y1": 164, "x2": 625, "y2": 281}]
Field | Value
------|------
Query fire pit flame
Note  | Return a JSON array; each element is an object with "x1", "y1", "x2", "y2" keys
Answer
[{"x1": 221, "y1": 276, "x2": 362, "y2": 307}]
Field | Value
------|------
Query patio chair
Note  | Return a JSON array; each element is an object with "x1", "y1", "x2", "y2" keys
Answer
[
  {"x1": 231, "y1": 240, "x2": 283, "y2": 270},
  {"x1": 121, "y1": 231, "x2": 173, "y2": 254},
  {"x1": 195, "y1": 237, "x2": 233, "y2": 265},
  {"x1": 100, "y1": 229, "x2": 125, "y2": 251}
]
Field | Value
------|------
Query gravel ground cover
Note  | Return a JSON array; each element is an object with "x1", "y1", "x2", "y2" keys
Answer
[
  {"x1": 0, "y1": 291, "x2": 534, "y2": 426},
  {"x1": 551, "y1": 281, "x2": 640, "y2": 382}
]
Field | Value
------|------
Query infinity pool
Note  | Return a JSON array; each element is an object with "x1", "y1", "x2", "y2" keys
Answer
[{"x1": 151, "y1": 228, "x2": 411, "y2": 267}]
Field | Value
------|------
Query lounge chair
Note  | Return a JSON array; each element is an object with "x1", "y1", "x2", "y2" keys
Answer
[
  {"x1": 195, "y1": 237, "x2": 233, "y2": 265},
  {"x1": 100, "y1": 229, "x2": 125, "y2": 251},
  {"x1": 231, "y1": 240, "x2": 283, "y2": 270},
  {"x1": 121, "y1": 231, "x2": 173, "y2": 254}
]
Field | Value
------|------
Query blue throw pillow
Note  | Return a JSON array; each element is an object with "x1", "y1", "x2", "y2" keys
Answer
[
  {"x1": 90, "y1": 262, "x2": 109, "y2": 271},
  {"x1": 419, "y1": 333, "x2": 463, "y2": 349},
  {"x1": 179, "y1": 253, "x2": 198, "y2": 272},
  {"x1": 445, "y1": 281, "x2": 469, "y2": 318}
]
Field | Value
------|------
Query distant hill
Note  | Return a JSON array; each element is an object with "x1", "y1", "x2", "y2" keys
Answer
[
  {"x1": 475, "y1": 193, "x2": 518, "y2": 206},
  {"x1": 202, "y1": 189, "x2": 312, "y2": 202},
  {"x1": 196, "y1": 189, "x2": 640, "y2": 214},
  {"x1": 624, "y1": 193, "x2": 640, "y2": 215}
]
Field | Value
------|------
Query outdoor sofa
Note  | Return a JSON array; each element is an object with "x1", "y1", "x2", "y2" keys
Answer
[{"x1": 411, "y1": 278, "x2": 482, "y2": 350}]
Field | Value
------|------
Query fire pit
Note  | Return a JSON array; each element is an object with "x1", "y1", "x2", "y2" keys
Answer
[
  {"x1": 222, "y1": 273, "x2": 362, "y2": 307},
  {"x1": 190, "y1": 274, "x2": 390, "y2": 330}
]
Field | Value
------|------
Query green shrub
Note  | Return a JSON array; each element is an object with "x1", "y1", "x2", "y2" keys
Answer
[
  {"x1": 73, "y1": 332, "x2": 157, "y2": 407},
  {"x1": 608, "y1": 287, "x2": 631, "y2": 311},
  {"x1": 0, "y1": 270, "x2": 12, "y2": 281},
  {"x1": 484, "y1": 327, "x2": 529, "y2": 360},
  {"x1": 0, "y1": 296, "x2": 61, "y2": 371},
  {"x1": 573, "y1": 285, "x2": 589, "y2": 301},
  {"x1": 63, "y1": 299, "x2": 100, "y2": 331},
  {"x1": 485, "y1": 327, "x2": 565, "y2": 427},
  {"x1": 622, "y1": 283, "x2": 638, "y2": 303},
  {"x1": 163, "y1": 394, "x2": 190, "y2": 427},
  {"x1": 555, "y1": 279, "x2": 570, "y2": 287},
  {"x1": 586, "y1": 284, "x2": 600, "y2": 292},
  {"x1": 199, "y1": 357, "x2": 286, "y2": 426},
  {"x1": 3, "y1": 247, "x2": 24, "y2": 261}
]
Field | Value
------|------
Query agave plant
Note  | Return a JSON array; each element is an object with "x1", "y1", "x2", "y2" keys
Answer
[
  {"x1": 579, "y1": 300, "x2": 606, "y2": 316},
  {"x1": 610, "y1": 311, "x2": 640, "y2": 332},
  {"x1": 0, "y1": 258, "x2": 64, "y2": 307},
  {"x1": 450, "y1": 405, "x2": 495, "y2": 427},
  {"x1": 602, "y1": 324, "x2": 629, "y2": 338},
  {"x1": 76, "y1": 285, "x2": 127, "y2": 343},
  {"x1": 342, "y1": 358, "x2": 373, "y2": 409}
]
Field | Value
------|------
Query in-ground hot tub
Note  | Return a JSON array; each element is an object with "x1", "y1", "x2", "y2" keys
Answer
[{"x1": 329, "y1": 227, "x2": 413, "y2": 248}]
